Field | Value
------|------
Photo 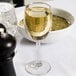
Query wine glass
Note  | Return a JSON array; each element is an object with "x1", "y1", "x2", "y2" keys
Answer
[{"x1": 24, "y1": 2, "x2": 52, "y2": 75}]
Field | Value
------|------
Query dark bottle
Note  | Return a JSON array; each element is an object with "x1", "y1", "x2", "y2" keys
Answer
[
  {"x1": 13, "y1": 0, "x2": 24, "y2": 7},
  {"x1": 0, "y1": 23, "x2": 16, "y2": 76}
]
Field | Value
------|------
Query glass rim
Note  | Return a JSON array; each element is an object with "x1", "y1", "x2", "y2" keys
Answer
[{"x1": 26, "y1": 2, "x2": 51, "y2": 9}]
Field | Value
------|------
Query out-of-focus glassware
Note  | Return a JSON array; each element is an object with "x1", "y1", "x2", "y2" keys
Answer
[{"x1": 0, "y1": 2, "x2": 17, "y2": 35}]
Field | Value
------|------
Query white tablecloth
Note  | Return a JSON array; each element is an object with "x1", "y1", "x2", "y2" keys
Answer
[{"x1": 14, "y1": 0, "x2": 76, "y2": 76}]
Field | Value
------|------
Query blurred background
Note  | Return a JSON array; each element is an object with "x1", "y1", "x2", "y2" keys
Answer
[
  {"x1": 0, "y1": 0, "x2": 51, "y2": 7},
  {"x1": 0, "y1": 0, "x2": 24, "y2": 7}
]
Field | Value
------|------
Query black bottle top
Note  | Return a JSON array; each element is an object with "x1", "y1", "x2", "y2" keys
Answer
[
  {"x1": 0, "y1": 23, "x2": 16, "y2": 76},
  {"x1": 0, "y1": 23, "x2": 16, "y2": 60},
  {"x1": 0, "y1": 23, "x2": 6, "y2": 33}
]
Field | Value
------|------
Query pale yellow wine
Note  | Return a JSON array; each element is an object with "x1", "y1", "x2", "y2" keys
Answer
[{"x1": 25, "y1": 7, "x2": 52, "y2": 40}]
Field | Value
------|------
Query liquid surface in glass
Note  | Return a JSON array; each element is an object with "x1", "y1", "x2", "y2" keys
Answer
[{"x1": 25, "y1": 7, "x2": 52, "y2": 40}]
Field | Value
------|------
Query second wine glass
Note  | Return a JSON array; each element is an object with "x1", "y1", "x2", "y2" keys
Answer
[{"x1": 24, "y1": 2, "x2": 52, "y2": 75}]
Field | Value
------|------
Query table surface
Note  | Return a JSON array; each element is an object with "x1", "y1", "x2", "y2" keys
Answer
[{"x1": 14, "y1": 0, "x2": 76, "y2": 76}]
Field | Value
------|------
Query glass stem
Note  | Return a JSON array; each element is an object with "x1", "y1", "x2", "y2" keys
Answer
[{"x1": 35, "y1": 41, "x2": 40, "y2": 63}]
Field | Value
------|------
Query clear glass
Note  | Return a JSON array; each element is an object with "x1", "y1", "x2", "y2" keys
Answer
[
  {"x1": 0, "y1": 2, "x2": 17, "y2": 35},
  {"x1": 24, "y1": 2, "x2": 52, "y2": 75},
  {"x1": 0, "y1": 0, "x2": 15, "y2": 6}
]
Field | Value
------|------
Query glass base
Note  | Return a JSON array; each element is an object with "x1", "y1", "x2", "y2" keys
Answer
[{"x1": 25, "y1": 60, "x2": 51, "y2": 75}]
